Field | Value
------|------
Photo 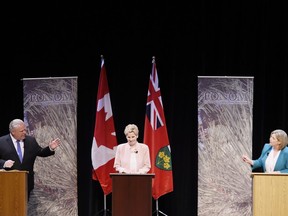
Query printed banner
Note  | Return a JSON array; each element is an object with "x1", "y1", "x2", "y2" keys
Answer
[
  {"x1": 23, "y1": 77, "x2": 78, "y2": 215},
  {"x1": 198, "y1": 76, "x2": 253, "y2": 216}
]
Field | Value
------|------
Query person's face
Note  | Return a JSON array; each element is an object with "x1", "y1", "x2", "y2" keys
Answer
[
  {"x1": 126, "y1": 132, "x2": 138, "y2": 146},
  {"x1": 11, "y1": 123, "x2": 27, "y2": 141},
  {"x1": 269, "y1": 133, "x2": 280, "y2": 148}
]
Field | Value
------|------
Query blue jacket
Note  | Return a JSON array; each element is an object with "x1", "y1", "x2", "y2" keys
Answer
[{"x1": 252, "y1": 143, "x2": 288, "y2": 173}]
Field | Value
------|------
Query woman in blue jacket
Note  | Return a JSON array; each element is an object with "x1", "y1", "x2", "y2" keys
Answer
[{"x1": 242, "y1": 129, "x2": 288, "y2": 173}]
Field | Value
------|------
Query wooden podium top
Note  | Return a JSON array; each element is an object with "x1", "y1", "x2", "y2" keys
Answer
[
  {"x1": 251, "y1": 172, "x2": 288, "y2": 177},
  {"x1": 0, "y1": 170, "x2": 29, "y2": 174},
  {"x1": 110, "y1": 173, "x2": 155, "y2": 177}
]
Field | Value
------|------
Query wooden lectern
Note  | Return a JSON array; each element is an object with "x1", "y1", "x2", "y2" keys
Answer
[
  {"x1": 0, "y1": 170, "x2": 28, "y2": 216},
  {"x1": 110, "y1": 173, "x2": 155, "y2": 216},
  {"x1": 251, "y1": 172, "x2": 288, "y2": 216}
]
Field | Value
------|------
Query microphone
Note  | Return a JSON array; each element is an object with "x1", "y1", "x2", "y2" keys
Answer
[
  {"x1": 134, "y1": 150, "x2": 138, "y2": 154},
  {"x1": 267, "y1": 152, "x2": 269, "y2": 156}
]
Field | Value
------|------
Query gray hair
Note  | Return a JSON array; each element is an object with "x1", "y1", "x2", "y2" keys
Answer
[{"x1": 9, "y1": 119, "x2": 24, "y2": 132}]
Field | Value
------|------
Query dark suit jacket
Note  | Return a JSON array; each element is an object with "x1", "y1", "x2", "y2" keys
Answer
[{"x1": 0, "y1": 134, "x2": 55, "y2": 195}]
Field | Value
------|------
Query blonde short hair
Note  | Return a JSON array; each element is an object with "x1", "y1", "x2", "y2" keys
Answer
[
  {"x1": 124, "y1": 124, "x2": 139, "y2": 136},
  {"x1": 271, "y1": 129, "x2": 288, "y2": 149}
]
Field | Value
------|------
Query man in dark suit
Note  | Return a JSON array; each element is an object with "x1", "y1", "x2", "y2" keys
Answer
[{"x1": 0, "y1": 119, "x2": 60, "y2": 198}]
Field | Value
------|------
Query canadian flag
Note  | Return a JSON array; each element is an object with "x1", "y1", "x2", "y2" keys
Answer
[
  {"x1": 144, "y1": 57, "x2": 173, "y2": 200},
  {"x1": 91, "y1": 56, "x2": 117, "y2": 195}
]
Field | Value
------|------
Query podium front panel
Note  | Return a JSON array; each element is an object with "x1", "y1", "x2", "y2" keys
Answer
[
  {"x1": 0, "y1": 171, "x2": 28, "y2": 216},
  {"x1": 252, "y1": 173, "x2": 288, "y2": 216},
  {"x1": 110, "y1": 173, "x2": 154, "y2": 216}
]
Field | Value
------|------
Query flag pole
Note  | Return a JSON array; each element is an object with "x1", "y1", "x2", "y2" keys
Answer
[
  {"x1": 92, "y1": 55, "x2": 116, "y2": 216},
  {"x1": 103, "y1": 195, "x2": 111, "y2": 216},
  {"x1": 104, "y1": 194, "x2": 107, "y2": 211},
  {"x1": 153, "y1": 199, "x2": 168, "y2": 216},
  {"x1": 96, "y1": 195, "x2": 111, "y2": 216},
  {"x1": 145, "y1": 56, "x2": 173, "y2": 216}
]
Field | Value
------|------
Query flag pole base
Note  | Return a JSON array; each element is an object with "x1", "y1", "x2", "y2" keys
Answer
[
  {"x1": 153, "y1": 209, "x2": 168, "y2": 216},
  {"x1": 95, "y1": 195, "x2": 112, "y2": 216},
  {"x1": 95, "y1": 209, "x2": 111, "y2": 216},
  {"x1": 152, "y1": 199, "x2": 168, "y2": 216}
]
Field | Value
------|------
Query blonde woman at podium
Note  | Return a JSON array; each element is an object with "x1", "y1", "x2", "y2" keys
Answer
[
  {"x1": 114, "y1": 124, "x2": 151, "y2": 174},
  {"x1": 242, "y1": 129, "x2": 288, "y2": 173}
]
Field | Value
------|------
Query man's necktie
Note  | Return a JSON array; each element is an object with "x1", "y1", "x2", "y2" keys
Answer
[{"x1": 16, "y1": 140, "x2": 23, "y2": 162}]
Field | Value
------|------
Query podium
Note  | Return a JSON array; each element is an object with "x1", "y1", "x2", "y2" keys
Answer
[
  {"x1": 110, "y1": 173, "x2": 155, "y2": 216},
  {"x1": 0, "y1": 170, "x2": 28, "y2": 216},
  {"x1": 251, "y1": 172, "x2": 288, "y2": 216}
]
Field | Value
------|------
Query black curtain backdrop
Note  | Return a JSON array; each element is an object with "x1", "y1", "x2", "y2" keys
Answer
[{"x1": 2, "y1": 1, "x2": 287, "y2": 215}]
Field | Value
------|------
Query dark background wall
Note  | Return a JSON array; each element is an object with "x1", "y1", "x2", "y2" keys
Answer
[{"x1": 2, "y1": 1, "x2": 287, "y2": 215}]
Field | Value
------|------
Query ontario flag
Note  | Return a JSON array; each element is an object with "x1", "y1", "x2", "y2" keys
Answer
[
  {"x1": 91, "y1": 56, "x2": 118, "y2": 195},
  {"x1": 144, "y1": 56, "x2": 173, "y2": 200}
]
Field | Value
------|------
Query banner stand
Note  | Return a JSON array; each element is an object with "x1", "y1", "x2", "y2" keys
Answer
[{"x1": 23, "y1": 76, "x2": 78, "y2": 215}]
